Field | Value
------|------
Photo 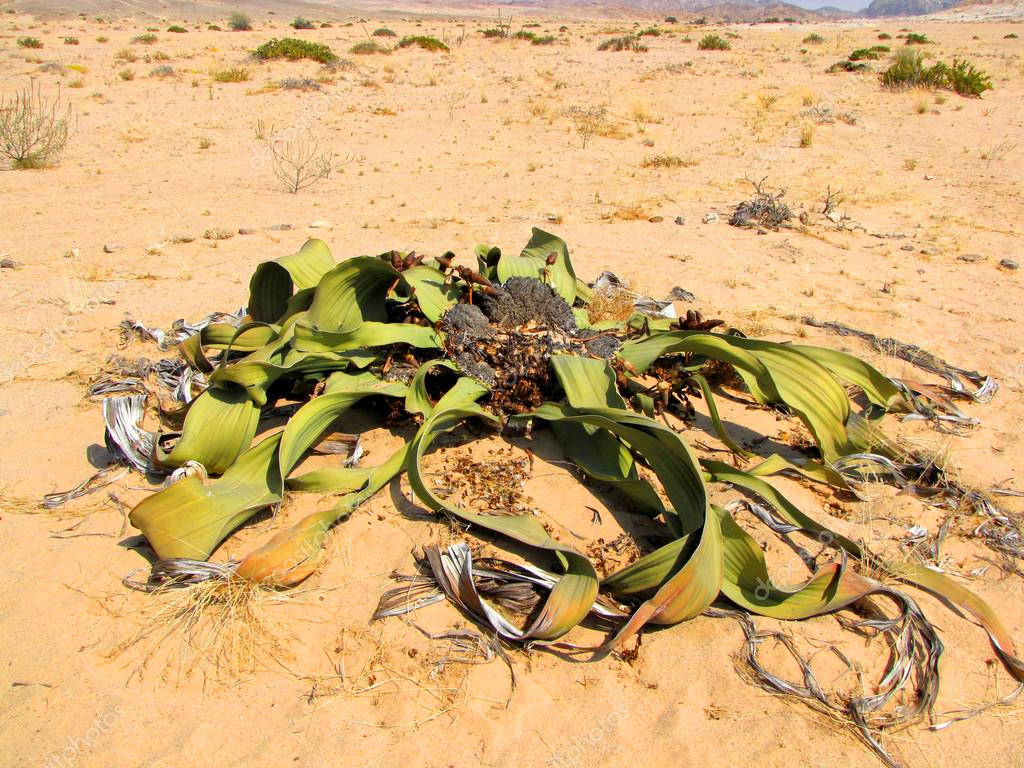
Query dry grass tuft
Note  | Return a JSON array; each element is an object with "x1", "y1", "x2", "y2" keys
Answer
[{"x1": 111, "y1": 575, "x2": 300, "y2": 681}]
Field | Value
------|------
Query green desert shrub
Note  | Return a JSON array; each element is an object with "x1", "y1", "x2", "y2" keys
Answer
[
  {"x1": 372, "y1": 27, "x2": 397, "y2": 37},
  {"x1": 802, "y1": 33, "x2": 824, "y2": 44},
  {"x1": 531, "y1": 35, "x2": 557, "y2": 46},
  {"x1": 254, "y1": 38, "x2": 338, "y2": 63},
  {"x1": 827, "y1": 59, "x2": 871, "y2": 72},
  {"x1": 291, "y1": 17, "x2": 315, "y2": 30},
  {"x1": 0, "y1": 82, "x2": 71, "y2": 169},
  {"x1": 878, "y1": 32, "x2": 892, "y2": 40},
  {"x1": 17, "y1": 37, "x2": 43, "y2": 49},
  {"x1": 64, "y1": 37, "x2": 79, "y2": 45},
  {"x1": 397, "y1": 35, "x2": 449, "y2": 52},
  {"x1": 131, "y1": 33, "x2": 158, "y2": 44},
  {"x1": 697, "y1": 34, "x2": 731, "y2": 50},
  {"x1": 849, "y1": 48, "x2": 882, "y2": 61},
  {"x1": 880, "y1": 49, "x2": 992, "y2": 97},
  {"x1": 904, "y1": 32, "x2": 931, "y2": 45},
  {"x1": 167, "y1": 25, "x2": 187, "y2": 33},
  {"x1": 350, "y1": 40, "x2": 389, "y2": 55},
  {"x1": 598, "y1": 35, "x2": 647, "y2": 52},
  {"x1": 211, "y1": 67, "x2": 250, "y2": 83},
  {"x1": 228, "y1": 12, "x2": 252, "y2": 31}
]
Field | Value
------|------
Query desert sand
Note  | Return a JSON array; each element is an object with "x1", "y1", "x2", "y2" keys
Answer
[{"x1": 1, "y1": 5, "x2": 1023, "y2": 768}]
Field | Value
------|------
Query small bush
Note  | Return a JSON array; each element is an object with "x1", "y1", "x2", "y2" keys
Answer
[
  {"x1": 945, "y1": 58, "x2": 993, "y2": 97},
  {"x1": 17, "y1": 37, "x2": 43, "y2": 49},
  {"x1": 96, "y1": 36, "x2": 109, "y2": 42},
  {"x1": 598, "y1": 35, "x2": 647, "y2": 52},
  {"x1": 153, "y1": 51, "x2": 171, "y2": 61},
  {"x1": 802, "y1": 33, "x2": 824, "y2": 44},
  {"x1": 878, "y1": 32, "x2": 891, "y2": 40},
  {"x1": 904, "y1": 32, "x2": 931, "y2": 45},
  {"x1": 513, "y1": 30, "x2": 536, "y2": 41},
  {"x1": 531, "y1": 35, "x2": 557, "y2": 46},
  {"x1": 116, "y1": 48, "x2": 138, "y2": 62},
  {"x1": 372, "y1": 27, "x2": 397, "y2": 37},
  {"x1": 481, "y1": 28, "x2": 504, "y2": 38},
  {"x1": 119, "y1": 69, "x2": 135, "y2": 81},
  {"x1": 64, "y1": 37, "x2": 80, "y2": 45},
  {"x1": 697, "y1": 34, "x2": 731, "y2": 51},
  {"x1": 1004, "y1": 33, "x2": 1018, "y2": 39},
  {"x1": 132, "y1": 33, "x2": 158, "y2": 44},
  {"x1": 849, "y1": 48, "x2": 881, "y2": 61},
  {"x1": 150, "y1": 64, "x2": 174, "y2": 78},
  {"x1": 638, "y1": 27, "x2": 661, "y2": 37},
  {"x1": 229, "y1": 12, "x2": 252, "y2": 31},
  {"x1": 666, "y1": 16, "x2": 678, "y2": 23},
  {"x1": 167, "y1": 25, "x2": 187, "y2": 33},
  {"x1": 641, "y1": 154, "x2": 693, "y2": 168},
  {"x1": 826, "y1": 60, "x2": 870, "y2": 73},
  {"x1": 0, "y1": 82, "x2": 72, "y2": 169},
  {"x1": 279, "y1": 76, "x2": 320, "y2": 91},
  {"x1": 397, "y1": 35, "x2": 449, "y2": 52},
  {"x1": 254, "y1": 38, "x2": 338, "y2": 63},
  {"x1": 880, "y1": 49, "x2": 992, "y2": 97},
  {"x1": 872, "y1": 44, "x2": 891, "y2": 52},
  {"x1": 208, "y1": 24, "x2": 222, "y2": 32},
  {"x1": 350, "y1": 40, "x2": 389, "y2": 55},
  {"x1": 211, "y1": 67, "x2": 250, "y2": 83},
  {"x1": 291, "y1": 17, "x2": 315, "y2": 30},
  {"x1": 764, "y1": 17, "x2": 781, "y2": 23}
]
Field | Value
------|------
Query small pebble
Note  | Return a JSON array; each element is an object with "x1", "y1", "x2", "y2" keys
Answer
[
  {"x1": 648, "y1": 215, "x2": 663, "y2": 223},
  {"x1": 170, "y1": 234, "x2": 194, "y2": 244},
  {"x1": 999, "y1": 258, "x2": 1019, "y2": 270},
  {"x1": 674, "y1": 215, "x2": 686, "y2": 226},
  {"x1": 309, "y1": 220, "x2": 331, "y2": 229},
  {"x1": 268, "y1": 224, "x2": 292, "y2": 231},
  {"x1": 900, "y1": 244, "x2": 915, "y2": 251},
  {"x1": 702, "y1": 212, "x2": 719, "y2": 224},
  {"x1": 238, "y1": 228, "x2": 257, "y2": 235},
  {"x1": 0, "y1": 258, "x2": 21, "y2": 269},
  {"x1": 103, "y1": 243, "x2": 124, "y2": 254},
  {"x1": 957, "y1": 253, "x2": 986, "y2": 263}
]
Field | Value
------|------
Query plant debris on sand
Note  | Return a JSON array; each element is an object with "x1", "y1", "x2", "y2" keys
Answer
[
  {"x1": 67, "y1": 230, "x2": 1024, "y2": 768},
  {"x1": 729, "y1": 176, "x2": 793, "y2": 229}
]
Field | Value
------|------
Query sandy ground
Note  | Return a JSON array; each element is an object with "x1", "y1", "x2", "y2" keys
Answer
[{"x1": 1, "y1": 7, "x2": 1023, "y2": 768}]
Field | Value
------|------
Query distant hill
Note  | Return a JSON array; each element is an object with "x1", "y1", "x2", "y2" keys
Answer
[{"x1": 863, "y1": 0, "x2": 961, "y2": 15}]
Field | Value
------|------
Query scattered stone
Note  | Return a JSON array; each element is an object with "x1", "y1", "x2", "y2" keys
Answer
[
  {"x1": 999, "y1": 258, "x2": 1019, "y2": 270},
  {"x1": 923, "y1": 174, "x2": 934, "y2": 180},
  {"x1": 169, "y1": 234, "x2": 194, "y2": 244},
  {"x1": 757, "y1": 229, "x2": 768, "y2": 235},
  {"x1": 668, "y1": 287, "x2": 696, "y2": 302},
  {"x1": 957, "y1": 253, "x2": 986, "y2": 263},
  {"x1": 648, "y1": 215, "x2": 663, "y2": 223},
  {"x1": 881, "y1": 283, "x2": 893, "y2": 294},
  {"x1": 203, "y1": 228, "x2": 234, "y2": 241},
  {"x1": 920, "y1": 248, "x2": 939, "y2": 256},
  {"x1": 237, "y1": 228, "x2": 257, "y2": 235},
  {"x1": 900, "y1": 244, "x2": 915, "y2": 251},
  {"x1": 268, "y1": 223, "x2": 292, "y2": 231},
  {"x1": 702, "y1": 212, "x2": 719, "y2": 224},
  {"x1": 674, "y1": 215, "x2": 686, "y2": 226},
  {"x1": 103, "y1": 243, "x2": 124, "y2": 253},
  {"x1": 0, "y1": 258, "x2": 22, "y2": 269},
  {"x1": 309, "y1": 220, "x2": 331, "y2": 229},
  {"x1": 146, "y1": 243, "x2": 164, "y2": 255}
]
